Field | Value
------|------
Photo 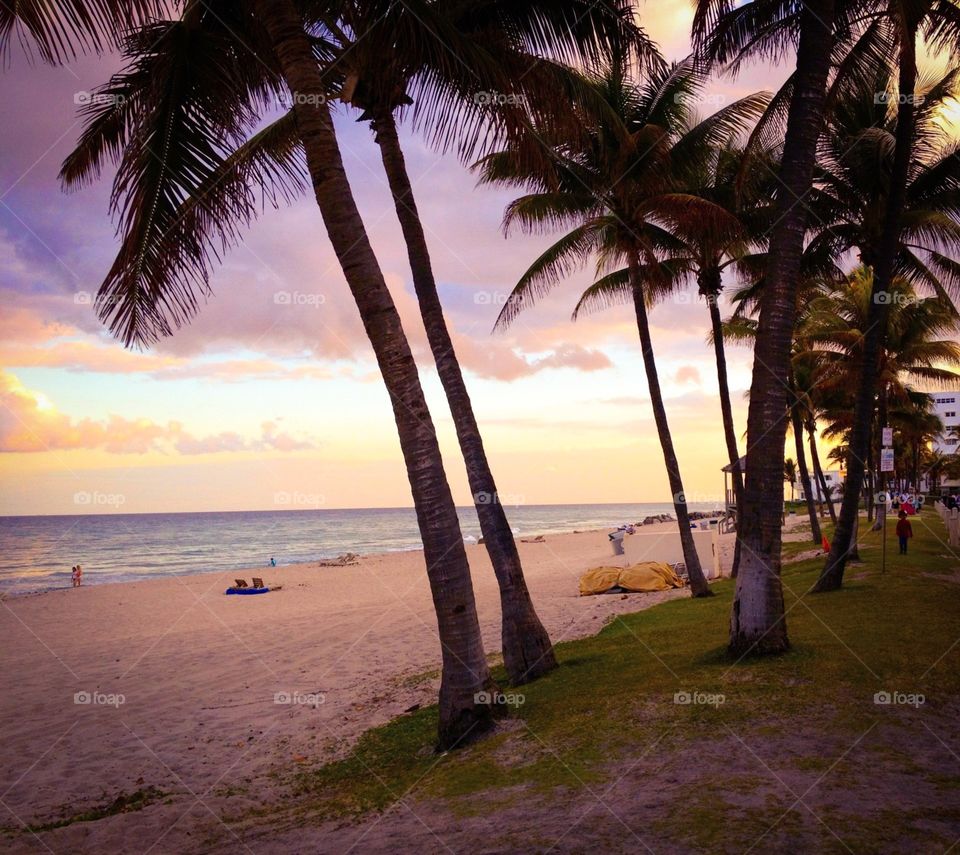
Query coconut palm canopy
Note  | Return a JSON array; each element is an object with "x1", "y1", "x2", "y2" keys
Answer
[{"x1": 475, "y1": 57, "x2": 769, "y2": 327}]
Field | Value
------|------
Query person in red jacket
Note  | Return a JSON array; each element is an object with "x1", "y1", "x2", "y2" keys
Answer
[{"x1": 896, "y1": 511, "x2": 913, "y2": 555}]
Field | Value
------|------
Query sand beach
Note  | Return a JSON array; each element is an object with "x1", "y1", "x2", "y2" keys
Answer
[{"x1": 1, "y1": 519, "x2": 749, "y2": 853}]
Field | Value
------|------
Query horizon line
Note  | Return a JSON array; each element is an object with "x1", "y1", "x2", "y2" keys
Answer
[{"x1": 0, "y1": 499, "x2": 729, "y2": 520}]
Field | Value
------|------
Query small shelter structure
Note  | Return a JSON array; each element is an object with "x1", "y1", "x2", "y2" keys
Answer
[{"x1": 720, "y1": 456, "x2": 745, "y2": 534}]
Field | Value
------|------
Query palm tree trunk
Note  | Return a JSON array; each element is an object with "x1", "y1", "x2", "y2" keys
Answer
[
  {"x1": 706, "y1": 287, "x2": 744, "y2": 577},
  {"x1": 729, "y1": 0, "x2": 834, "y2": 655},
  {"x1": 373, "y1": 110, "x2": 556, "y2": 685},
  {"x1": 807, "y1": 419, "x2": 837, "y2": 524},
  {"x1": 814, "y1": 23, "x2": 917, "y2": 592},
  {"x1": 630, "y1": 256, "x2": 713, "y2": 597},
  {"x1": 256, "y1": 0, "x2": 495, "y2": 749},
  {"x1": 850, "y1": 505, "x2": 860, "y2": 561},
  {"x1": 792, "y1": 403, "x2": 822, "y2": 544}
]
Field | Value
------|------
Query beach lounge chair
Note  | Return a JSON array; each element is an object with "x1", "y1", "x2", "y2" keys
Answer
[
  {"x1": 252, "y1": 577, "x2": 265, "y2": 589},
  {"x1": 234, "y1": 579, "x2": 249, "y2": 588}
]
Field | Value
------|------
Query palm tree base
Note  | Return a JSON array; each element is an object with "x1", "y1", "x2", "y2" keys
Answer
[
  {"x1": 691, "y1": 588, "x2": 716, "y2": 598},
  {"x1": 728, "y1": 545, "x2": 789, "y2": 654},
  {"x1": 503, "y1": 621, "x2": 558, "y2": 685},
  {"x1": 811, "y1": 572, "x2": 843, "y2": 593},
  {"x1": 436, "y1": 706, "x2": 499, "y2": 752},
  {"x1": 727, "y1": 633, "x2": 790, "y2": 657}
]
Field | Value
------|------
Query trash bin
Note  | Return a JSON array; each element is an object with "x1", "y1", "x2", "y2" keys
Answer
[{"x1": 608, "y1": 530, "x2": 625, "y2": 556}]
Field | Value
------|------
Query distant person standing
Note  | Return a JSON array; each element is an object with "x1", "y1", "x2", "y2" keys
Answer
[
  {"x1": 270, "y1": 557, "x2": 277, "y2": 567},
  {"x1": 896, "y1": 511, "x2": 913, "y2": 555},
  {"x1": 71, "y1": 565, "x2": 82, "y2": 587}
]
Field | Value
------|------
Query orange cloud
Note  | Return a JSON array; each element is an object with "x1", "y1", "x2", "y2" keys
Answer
[{"x1": 0, "y1": 372, "x2": 314, "y2": 455}]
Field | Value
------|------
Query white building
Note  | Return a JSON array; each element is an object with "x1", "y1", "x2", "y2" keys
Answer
[
  {"x1": 932, "y1": 391, "x2": 960, "y2": 455},
  {"x1": 796, "y1": 469, "x2": 844, "y2": 502}
]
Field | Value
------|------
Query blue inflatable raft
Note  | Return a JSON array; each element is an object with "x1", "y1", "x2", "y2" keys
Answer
[{"x1": 225, "y1": 587, "x2": 270, "y2": 595}]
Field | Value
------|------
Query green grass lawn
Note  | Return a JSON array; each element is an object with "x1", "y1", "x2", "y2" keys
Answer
[{"x1": 277, "y1": 511, "x2": 960, "y2": 849}]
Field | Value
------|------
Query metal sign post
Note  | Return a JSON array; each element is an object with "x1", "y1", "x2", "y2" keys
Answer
[
  {"x1": 877, "y1": 491, "x2": 888, "y2": 574},
  {"x1": 880, "y1": 431, "x2": 894, "y2": 576}
]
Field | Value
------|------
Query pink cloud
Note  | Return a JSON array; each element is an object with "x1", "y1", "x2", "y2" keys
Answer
[
  {"x1": 675, "y1": 365, "x2": 701, "y2": 386},
  {"x1": 0, "y1": 372, "x2": 315, "y2": 455}
]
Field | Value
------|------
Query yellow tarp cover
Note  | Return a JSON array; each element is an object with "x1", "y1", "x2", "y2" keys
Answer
[
  {"x1": 618, "y1": 561, "x2": 684, "y2": 592},
  {"x1": 578, "y1": 566, "x2": 622, "y2": 596},
  {"x1": 579, "y1": 561, "x2": 685, "y2": 596}
]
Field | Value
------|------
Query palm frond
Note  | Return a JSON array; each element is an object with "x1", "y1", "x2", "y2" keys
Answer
[
  {"x1": 62, "y1": 8, "x2": 283, "y2": 346},
  {"x1": 0, "y1": 0, "x2": 162, "y2": 64},
  {"x1": 493, "y1": 222, "x2": 606, "y2": 330},
  {"x1": 571, "y1": 267, "x2": 631, "y2": 319}
]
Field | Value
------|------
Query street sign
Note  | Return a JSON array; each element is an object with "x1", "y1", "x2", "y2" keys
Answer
[
  {"x1": 882, "y1": 426, "x2": 893, "y2": 446},
  {"x1": 880, "y1": 448, "x2": 895, "y2": 472}
]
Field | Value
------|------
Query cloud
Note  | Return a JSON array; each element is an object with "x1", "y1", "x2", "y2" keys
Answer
[
  {"x1": 600, "y1": 395, "x2": 648, "y2": 407},
  {"x1": 532, "y1": 344, "x2": 613, "y2": 373},
  {"x1": 0, "y1": 17, "x2": 791, "y2": 392},
  {"x1": 0, "y1": 228, "x2": 617, "y2": 385},
  {"x1": 447, "y1": 334, "x2": 613, "y2": 381},
  {"x1": 675, "y1": 365, "x2": 701, "y2": 386},
  {"x1": 0, "y1": 372, "x2": 315, "y2": 455}
]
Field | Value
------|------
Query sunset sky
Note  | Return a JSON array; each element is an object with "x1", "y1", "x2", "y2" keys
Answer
[{"x1": 1, "y1": 2, "x2": 806, "y2": 516}]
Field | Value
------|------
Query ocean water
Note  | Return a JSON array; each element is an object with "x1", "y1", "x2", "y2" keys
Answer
[{"x1": 0, "y1": 502, "x2": 720, "y2": 595}]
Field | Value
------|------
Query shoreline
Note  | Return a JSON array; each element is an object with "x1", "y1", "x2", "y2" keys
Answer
[{"x1": 0, "y1": 512, "x2": 726, "y2": 599}]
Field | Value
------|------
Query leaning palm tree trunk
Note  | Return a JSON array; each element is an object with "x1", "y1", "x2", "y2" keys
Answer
[
  {"x1": 257, "y1": 0, "x2": 494, "y2": 749},
  {"x1": 807, "y1": 421, "x2": 837, "y2": 524},
  {"x1": 373, "y1": 111, "x2": 557, "y2": 685},
  {"x1": 729, "y1": 0, "x2": 835, "y2": 654},
  {"x1": 706, "y1": 288, "x2": 744, "y2": 576},
  {"x1": 791, "y1": 403, "x2": 822, "y2": 544},
  {"x1": 815, "y1": 25, "x2": 917, "y2": 592},
  {"x1": 630, "y1": 257, "x2": 713, "y2": 597}
]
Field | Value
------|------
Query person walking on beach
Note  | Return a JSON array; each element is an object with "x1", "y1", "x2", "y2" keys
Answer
[
  {"x1": 896, "y1": 511, "x2": 913, "y2": 556},
  {"x1": 71, "y1": 565, "x2": 82, "y2": 587}
]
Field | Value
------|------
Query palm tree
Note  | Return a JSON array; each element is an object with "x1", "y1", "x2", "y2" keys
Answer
[
  {"x1": 477, "y1": 59, "x2": 768, "y2": 597},
  {"x1": 804, "y1": 59, "x2": 960, "y2": 529},
  {"x1": 803, "y1": 269, "x2": 960, "y2": 533},
  {"x1": 926, "y1": 450, "x2": 948, "y2": 495},
  {"x1": 816, "y1": 0, "x2": 960, "y2": 591},
  {"x1": 650, "y1": 140, "x2": 775, "y2": 577},
  {"x1": 720, "y1": 309, "x2": 826, "y2": 541},
  {"x1": 52, "y1": 0, "x2": 503, "y2": 749},
  {"x1": 807, "y1": 416, "x2": 838, "y2": 524},
  {"x1": 309, "y1": 2, "x2": 649, "y2": 685},
  {"x1": 784, "y1": 457, "x2": 797, "y2": 501},
  {"x1": 693, "y1": 0, "x2": 842, "y2": 654},
  {"x1": 791, "y1": 341, "x2": 840, "y2": 526},
  {"x1": 891, "y1": 398, "x2": 944, "y2": 492},
  {"x1": 788, "y1": 371, "x2": 824, "y2": 544},
  {"x1": 62, "y1": 1, "x2": 648, "y2": 688}
]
